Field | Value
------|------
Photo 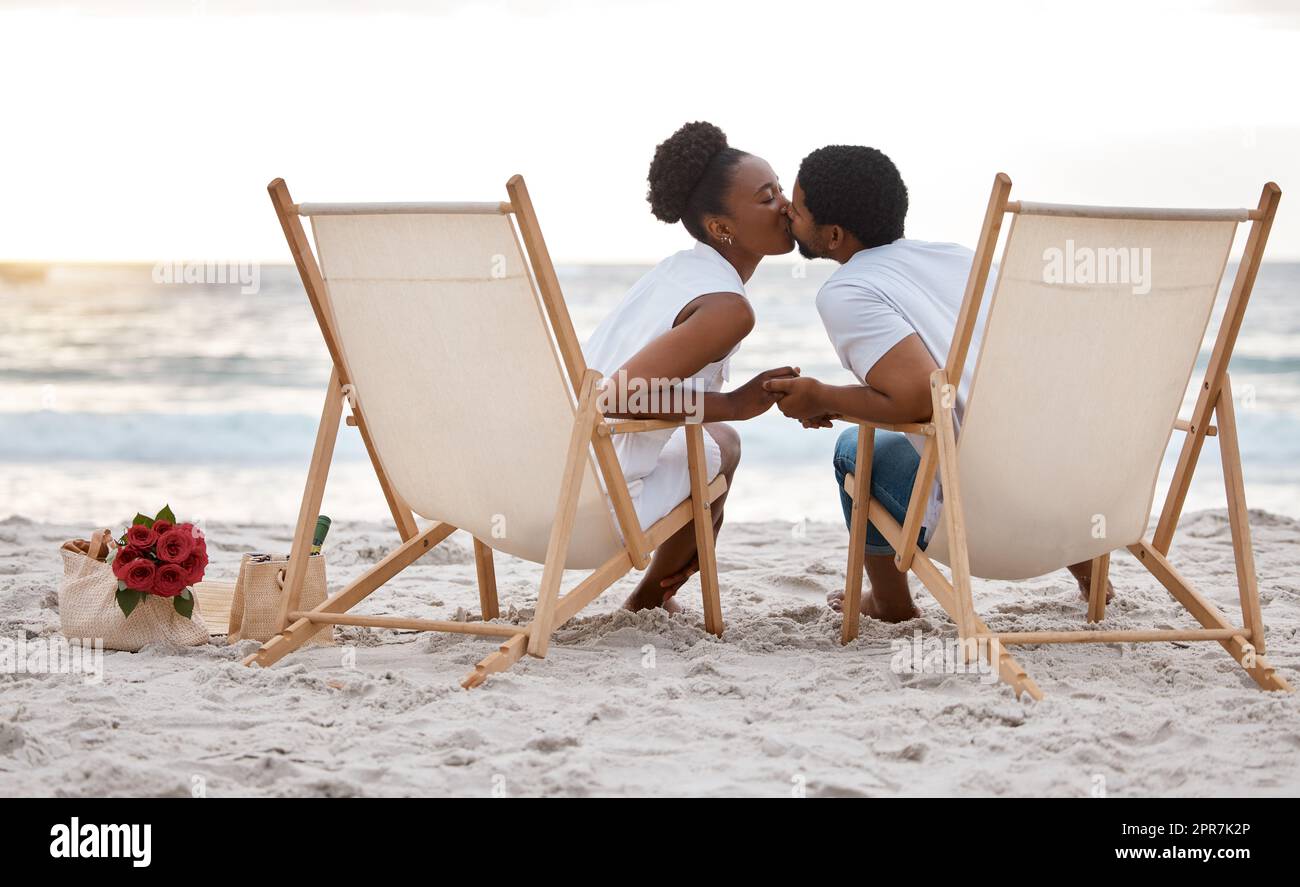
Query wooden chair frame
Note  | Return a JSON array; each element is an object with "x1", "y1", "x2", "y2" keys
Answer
[
  {"x1": 242, "y1": 175, "x2": 726, "y2": 689},
  {"x1": 839, "y1": 173, "x2": 1292, "y2": 700}
]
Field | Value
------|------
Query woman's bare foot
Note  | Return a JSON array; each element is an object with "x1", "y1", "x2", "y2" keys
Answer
[
  {"x1": 1067, "y1": 561, "x2": 1115, "y2": 603},
  {"x1": 622, "y1": 586, "x2": 685, "y2": 615},
  {"x1": 826, "y1": 588, "x2": 923, "y2": 623}
]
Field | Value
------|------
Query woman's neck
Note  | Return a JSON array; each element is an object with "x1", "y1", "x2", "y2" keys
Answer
[{"x1": 711, "y1": 242, "x2": 762, "y2": 283}]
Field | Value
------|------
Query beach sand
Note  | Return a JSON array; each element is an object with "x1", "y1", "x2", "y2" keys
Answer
[{"x1": 2, "y1": 509, "x2": 1297, "y2": 797}]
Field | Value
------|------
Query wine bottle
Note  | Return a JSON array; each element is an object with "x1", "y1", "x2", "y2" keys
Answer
[{"x1": 311, "y1": 515, "x2": 332, "y2": 555}]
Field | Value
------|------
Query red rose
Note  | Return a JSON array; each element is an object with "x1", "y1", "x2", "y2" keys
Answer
[
  {"x1": 180, "y1": 549, "x2": 206, "y2": 584},
  {"x1": 153, "y1": 563, "x2": 188, "y2": 597},
  {"x1": 123, "y1": 559, "x2": 156, "y2": 592},
  {"x1": 152, "y1": 520, "x2": 173, "y2": 536},
  {"x1": 126, "y1": 525, "x2": 157, "y2": 549},
  {"x1": 155, "y1": 527, "x2": 196, "y2": 563},
  {"x1": 183, "y1": 524, "x2": 207, "y2": 574},
  {"x1": 111, "y1": 546, "x2": 142, "y2": 579}
]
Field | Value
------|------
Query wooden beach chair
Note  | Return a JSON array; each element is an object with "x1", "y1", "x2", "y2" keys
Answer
[
  {"x1": 839, "y1": 174, "x2": 1291, "y2": 700},
  {"x1": 243, "y1": 176, "x2": 727, "y2": 688}
]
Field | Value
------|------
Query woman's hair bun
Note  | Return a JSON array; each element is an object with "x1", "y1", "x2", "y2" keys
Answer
[{"x1": 646, "y1": 121, "x2": 729, "y2": 224}]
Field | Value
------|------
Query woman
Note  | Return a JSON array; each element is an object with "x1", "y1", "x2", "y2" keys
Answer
[{"x1": 583, "y1": 121, "x2": 797, "y2": 614}]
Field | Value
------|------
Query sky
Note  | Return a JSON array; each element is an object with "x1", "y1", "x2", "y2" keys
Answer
[{"x1": 1, "y1": 0, "x2": 1298, "y2": 263}]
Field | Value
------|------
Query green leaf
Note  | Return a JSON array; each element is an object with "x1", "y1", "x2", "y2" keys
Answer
[
  {"x1": 155, "y1": 504, "x2": 176, "y2": 524},
  {"x1": 132, "y1": 513, "x2": 154, "y2": 528},
  {"x1": 116, "y1": 588, "x2": 143, "y2": 618},
  {"x1": 173, "y1": 589, "x2": 194, "y2": 619},
  {"x1": 117, "y1": 579, "x2": 127, "y2": 591}
]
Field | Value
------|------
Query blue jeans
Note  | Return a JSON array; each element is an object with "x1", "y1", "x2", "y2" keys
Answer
[{"x1": 833, "y1": 426, "x2": 928, "y2": 557}]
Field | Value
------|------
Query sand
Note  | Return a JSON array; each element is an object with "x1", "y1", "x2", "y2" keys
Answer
[{"x1": 2, "y1": 509, "x2": 1297, "y2": 797}]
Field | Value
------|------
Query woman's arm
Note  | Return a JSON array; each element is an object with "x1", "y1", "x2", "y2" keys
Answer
[{"x1": 601, "y1": 292, "x2": 796, "y2": 422}]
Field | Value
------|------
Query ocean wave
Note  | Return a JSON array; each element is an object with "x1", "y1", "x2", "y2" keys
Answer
[{"x1": 0, "y1": 411, "x2": 368, "y2": 462}]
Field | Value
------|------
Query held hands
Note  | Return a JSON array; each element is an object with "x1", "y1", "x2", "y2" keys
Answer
[
  {"x1": 763, "y1": 375, "x2": 835, "y2": 423},
  {"x1": 798, "y1": 413, "x2": 841, "y2": 429},
  {"x1": 726, "y1": 366, "x2": 801, "y2": 421}
]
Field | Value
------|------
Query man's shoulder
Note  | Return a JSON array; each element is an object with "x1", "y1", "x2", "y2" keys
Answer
[
  {"x1": 814, "y1": 271, "x2": 889, "y2": 323},
  {"x1": 815, "y1": 244, "x2": 907, "y2": 309},
  {"x1": 826, "y1": 239, "x2": 973, "y2": 293},
  {"x1": 817, "y1": 267, "x2": 870, "y2": 302},
  {"x1": 851, "y1": 238, "x2": 973, "y2": 268}
]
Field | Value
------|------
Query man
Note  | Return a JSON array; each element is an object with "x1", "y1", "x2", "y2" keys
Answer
[{"x1": 765, "y1": 145, "x2": 1112, "y2": 622}]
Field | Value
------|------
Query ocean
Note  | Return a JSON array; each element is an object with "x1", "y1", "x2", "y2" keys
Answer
[{"x1": 2, "y1": 259, "x2": 1298, "y2": 534}]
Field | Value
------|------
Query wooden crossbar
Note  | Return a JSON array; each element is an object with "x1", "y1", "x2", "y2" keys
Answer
[
  {"x1": 995, "y1": 628, "x2": 1250, "y2": 645},
  {"x1": 288, "y1": 611, "x2": 526, "y2": 638},
  {"x1": 296, "y1": 201, "x2": 512, "y2": 216},
  {"x1": 1007, "y1": 201, "x2": 1254, "y2": 221}
]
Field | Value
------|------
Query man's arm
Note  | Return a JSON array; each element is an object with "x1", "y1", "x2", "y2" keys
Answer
[{"x1": 765, "y1": 333, "x2": 937, "y2": 424}]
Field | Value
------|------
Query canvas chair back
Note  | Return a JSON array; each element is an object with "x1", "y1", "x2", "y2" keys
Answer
[
  {"x1": 303, "y1": 206, "x2": 623, "y2": 569},
  {"x1": 925, "y1": 207, "x2": 1242, "y2": 579}
]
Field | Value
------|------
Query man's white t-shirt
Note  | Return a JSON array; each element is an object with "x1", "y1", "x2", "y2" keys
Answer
[{"x1": 815, "y1": 238, "x2": 991, "y2": 541}]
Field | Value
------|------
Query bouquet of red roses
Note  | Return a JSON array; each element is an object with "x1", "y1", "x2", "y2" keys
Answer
[{"x1": 109, "y1": 504, "x2": 208, "y2": 619}]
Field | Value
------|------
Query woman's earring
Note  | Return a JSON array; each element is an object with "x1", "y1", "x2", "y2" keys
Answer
[{"x1": 720, "y1": 234, "x2": 733, "y2": 245}]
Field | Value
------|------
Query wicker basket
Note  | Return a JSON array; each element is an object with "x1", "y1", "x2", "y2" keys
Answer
[{"x1": 228, "y1": 552, "x2": 334, "y2": 646}]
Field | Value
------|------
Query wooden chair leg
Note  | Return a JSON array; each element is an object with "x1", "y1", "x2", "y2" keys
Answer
[
  {"x1": 686, "y1": 424, "x2": 723, "y2": 637},
  {"x1": 1153, "y1": 183, "x2": 1280, "y2": 557},
  {"x1": 527, "y1": 370, "x2": 601, "y2": 658},
  {"x1": 842, "y1": 425, "x2": 874, "y2": 644},
  {"x1": 1086, "y1": 552, "x2": 1111, "y2": 624},
  {"x1": 860, "y1": 495, "x2": 1043, "y2": 701},
  {"x1": 463, "y1": 551, "x2": 634, "y2": 689},
  {"x1": 932, "y1": 371, "x2": 977, "y2": 642},
  {"x1": 277, "y1": 367, "x2": 344, "y2": 633},
  {"x1": 462, "y1": 634, "x2": 528, "y2": 689},
  {"x1": 1217, "y1": 376, "x2": 1265, "y2": 655},
  {"x1": 474, "y1": 538, "x2": 499, "y2": 621},
  {"x1": 1130, "y1": 540, "x2": 1291, "y2": 692}
]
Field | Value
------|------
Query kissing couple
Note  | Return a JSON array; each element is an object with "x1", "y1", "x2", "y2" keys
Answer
[{"x1": 586, "y1": 121, "x2": 1113, "y2": 623}]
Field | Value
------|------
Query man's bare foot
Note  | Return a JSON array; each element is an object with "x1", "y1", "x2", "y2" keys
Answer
[
  {"x1": 827, "y1": 588, "x2": 923, "y2": 623},
  {"x1": 1067, "y1": 561, "x2": 1115, "y2": 604}
]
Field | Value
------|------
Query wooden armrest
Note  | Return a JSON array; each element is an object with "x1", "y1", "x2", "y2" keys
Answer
[
  {"x1": 597, "y1": 418, "x2": 690, "y2": 436},
  {"x1": 838, "y1": 416, "x2": 935, "y2": 436}
]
